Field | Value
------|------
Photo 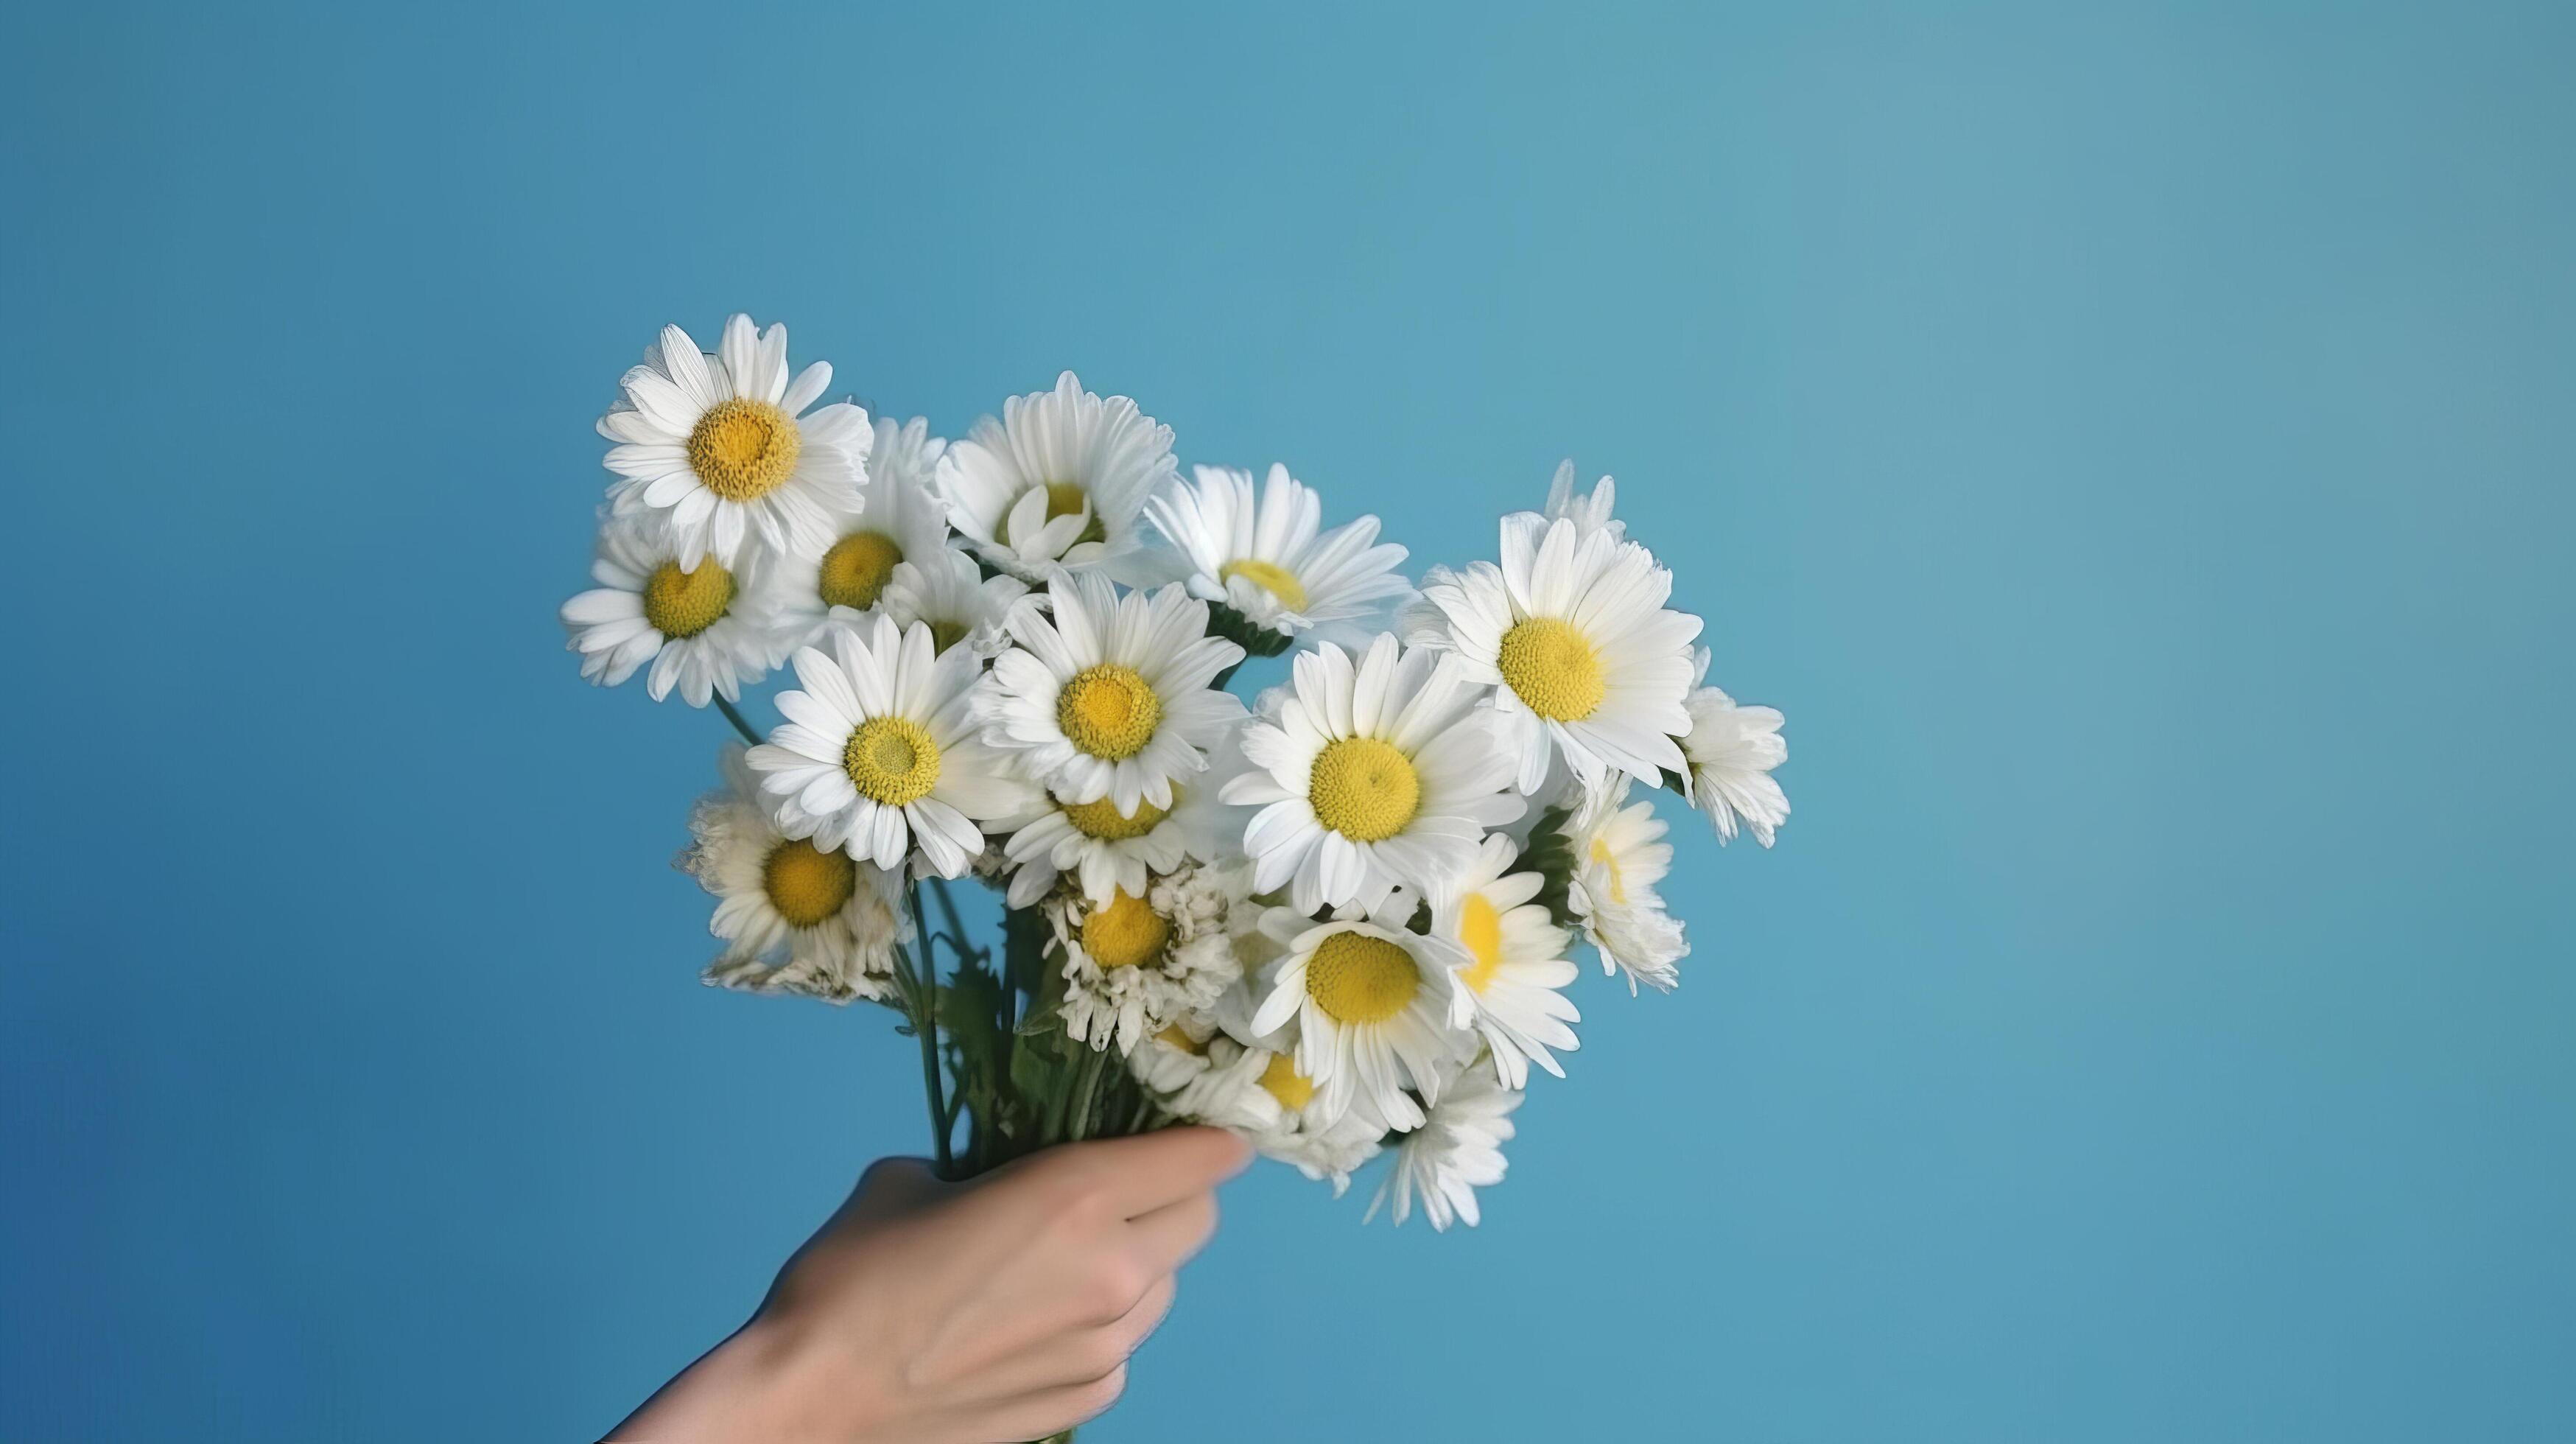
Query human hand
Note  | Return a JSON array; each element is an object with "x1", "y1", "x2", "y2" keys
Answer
[{"x1": 607, "y1": 1126, "x2": 1252, "y2": 1443}]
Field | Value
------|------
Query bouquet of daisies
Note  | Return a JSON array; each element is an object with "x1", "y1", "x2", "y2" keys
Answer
[{"x1": 562, "y1": 315, "x2": 1789, "y2": 1229}]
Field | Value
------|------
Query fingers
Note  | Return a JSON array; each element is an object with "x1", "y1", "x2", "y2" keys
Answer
[
  {"x1": 977, "y1": 1364, "x2": 1128, "y2": 1442},
  {"x1": 971, "y1": 1272, "x2": 1175, "y2": 1400},
  {"x1": 1043, "y1": 1126, "x2": 1253, "y2": 1216},
  {"x1": 1106, "y1": 1272, "x2": 1177, "y2": 1357},
  {"x1": 1127, "y1": 1189, "x2": 1219, "y2": 1272}
]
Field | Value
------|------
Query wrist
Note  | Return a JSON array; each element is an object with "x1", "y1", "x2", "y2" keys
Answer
[{"x1": 610, "y1": 1316, "x2": 882, "y2": 1442}]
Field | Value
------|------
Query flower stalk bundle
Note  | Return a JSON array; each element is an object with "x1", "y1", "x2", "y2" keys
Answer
[{"x1": 563, "y1": 315, "x2": 1790, "y2": 1227}]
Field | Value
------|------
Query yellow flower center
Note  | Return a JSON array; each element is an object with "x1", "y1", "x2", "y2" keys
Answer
[
  {"x1": 642, "y1": 559, "x2": 735, "y2": 638},
  {"x1": 1060, "y1": 791, "x2": 1171, "y2": 841},
  {"x1": 1589, "y1": 838, "x2": 1629, "y2": 906},
  {"x1": 1305, "y1": 930, "x2": 1419, "y2": 1025},
  {"x1": 1219, "y1": 558, "x2": 1308, "y2": 611},
  {"x1": 1157, "y1": 1024, "x2": 1210, "y2": 1056},
  {"x1": 1056, "y1": 664, "x2": 1161, "y2": 760},
  {"x1": 1079, "y1": 889, "x2": 1170, "y2": 970},
  {"x1": 1497, "y1": 617, "x2": 1605, "y2": 721},
  {"x1": 1257, "y1": 1053, "x2": 1316, "y2": 1112},
  {"x1": 926, "y1": 619, "x2": 969, "y2": 654},
  {"x1": 1039, "y1": 480, "x2": 1107, "y2": 546},
  {"x1": 843, "y1": 716, "x2": 941, "y2": 806},
  {"x1": 686, "y1": 397, "x2": 802, "y2": 502},
  {"x1": 818, "y1": 530, "x2": 902, "y2": 610},
  {"x1": 762, "y1": 838, "x2": 857, "y2": 928},
  {"x1": 1307, "y1": 737, "x2": 1419, "y2": 843},
  {"x1": 1456, "y1": 893, "x2": 1506, "y2": 993}
]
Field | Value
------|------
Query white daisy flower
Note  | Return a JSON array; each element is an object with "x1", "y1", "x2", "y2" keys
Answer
[
  {"x1": 1247, "y1": 897, "x2": 1476, "y2": 1132},
  {"x1": 1153, "y1": 1026, "x2": 1384, "y2": 1195},
  {"x1": 1160, "y1": 1028, "x2": 1280, "y2": 1129},
  {"x1": 1562, "y1": 777, "x2": 1688, "y2": 994},
  {"x1": 1433, "y1": 835, "x2": 1582, "y2": 1089},
  {"x1": 559, "y1": 514, "x2": 790, "y2": 707},
  {"x1": 744, "y1": 615, "x2": 1043, "y2": 877},
  {"x1": 1144, "y1": 463, "x2": 1415, "y2": 651},
  {"x1": 879, "y1": 548, "x2": 1032, "y2": 663},
  {"x1": 773, "y1": 416, "x2": 955, "y2": 651},
  {"x1": 681, "y1": 744, "x2": 908, "y2": 1005},
  {"x1": 1129, "y1": 1012, "x2": 1224, "y2": 1098},
  {"x1": 1236, "y1": 1045, "x2": 1392, "y2": 1195},
  {"x1": 994, "y1": 724, "x2": 1251, "y2": 908},
  {"x1": 1542, "y1": 458, "x2": 1623, "y2": 541},
  {"x1": 972, "y1": 575, "x2": 1246, "y2": 815},
  {"x1": 598, "y1": 315, "x2": 871, "y2": 569},
  {"x1": 935, "y1": 371, "x2": 1176, "y2": 583},
  {"x1": 1368, "y1": 1059, "x2": 1520, "y2": 1230},
  {"x1": 1221, "y1": 634, "x2": 1524, "y2": 915},
  {"x1": 1410, "y1": 513, "x2": 1702, "y2": 795},
  {"x1": 1047, "y1": 864, "x2": 1244, "y2": 1055},
  {"x1": 1681, "y1": 647, "x2": 1789, "y2": 847}
]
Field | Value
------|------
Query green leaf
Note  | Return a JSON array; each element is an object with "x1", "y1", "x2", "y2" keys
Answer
[
  {"x1": 1204, "y1": 600, "x2": 1296, "y2": 658},
  {"x1": 1517, "y1": 804, "x2": 1582, "y2": 931}
]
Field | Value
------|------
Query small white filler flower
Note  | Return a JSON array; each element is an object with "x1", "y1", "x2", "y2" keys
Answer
[
  {"x1": 682, "y1": 744, "x2": 908, "y2": 1004},
  {"x1": 1047, "y1": 864, "x2": 1244, "y2": 1055}
]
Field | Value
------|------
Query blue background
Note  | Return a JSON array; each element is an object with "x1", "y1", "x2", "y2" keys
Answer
[{"x1": 4, "y1": 3, "x2": 2570, "y2": 1440}]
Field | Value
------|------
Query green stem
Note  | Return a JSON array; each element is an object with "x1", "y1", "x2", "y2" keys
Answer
[
  {"x1": 1065, "y1": 1045, "x2": 1107, "y2": 1143},
  {"x1": 713, "y1": 695, "x2": 762, "y2": 747},
  {"x1": 905, "y1": 883, "x2": 952, "y2": 1177},
  {"x1": 925, "y1": 875, "x2": 988, "y2": 964}
]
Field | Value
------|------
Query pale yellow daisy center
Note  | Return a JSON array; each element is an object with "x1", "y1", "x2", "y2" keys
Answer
[
  {"x1": 1305, "y1": 930, "x2": 1419, "y2": 1025},
  {"x1": 1039, "y1": 480, "x2": 1107, "y2": 546},
  {"x1": 1157, "y1": 1024, "x2": 1210, "y2": 1056},
  {"x1": 1061, "y1": 791, "x2": 1171, "y2": 841},
  {"x1": 1588, "y1": 838, "x2": 1629, "y2": 905},
  {"x1": 687, "y1": 397, "x2": 802, "y2": 502},
  {"x1": 843, "y1": 716, "x2": 941, "y2": 806},
  {"x1": 642, "y1": 559, "x2": 735, "y2": 638},
  {"x1": 1307, "y1": 737, "x2": 1419, "y2": 843},
  {"x1": 1219, "y1": 558, "x2": 1307, "y2": 612},
  {"x1": 819, "y1": 530, "x2": 902, "y2": 610},
  {"x1": 1257, "y1": 1053, "x2": 1316, "y2": 1112},
  {"x1": 1456, "y1": 893, "x2": 1507, "y2": 993},
  {"x1": 1057, "y1": 664, "x2": 1161, "y2": 760},
  {"x1": 1080, "y1": 889, "x2": 1170, "y2": 970},
  {"x1": 762, "y1": 838, "x2": 857, "y2": 928},
  {"x1": 1497, "y1": 617, "x2": 1605, "y2": 721}
]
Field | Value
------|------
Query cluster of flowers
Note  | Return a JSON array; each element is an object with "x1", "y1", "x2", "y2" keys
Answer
[{"x1": 562, "y1": 315, "x2": 1788, "y2": 1229}]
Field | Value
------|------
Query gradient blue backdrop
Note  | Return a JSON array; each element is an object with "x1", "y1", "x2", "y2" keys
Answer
[{"x1": 4, "y1": 3, "x2": 2569, "y2": 1440}]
